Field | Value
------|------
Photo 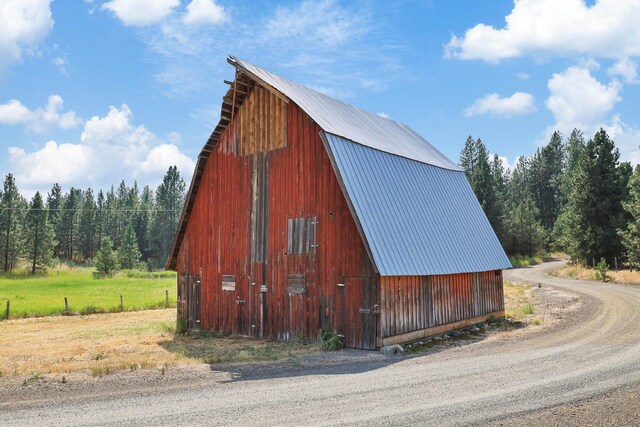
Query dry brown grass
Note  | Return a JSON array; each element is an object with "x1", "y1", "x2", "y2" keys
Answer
[
  {"x1": 503, "y1": 280, "x2": 537, "y2": 321},
  {"x1": 0, "y1": 309, "x2": 318, "y2": 378},
  {"x1": 554, "y1": 264, "x2": 640, "y2": 285}
]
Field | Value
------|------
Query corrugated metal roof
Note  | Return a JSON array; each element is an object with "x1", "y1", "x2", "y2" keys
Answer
[
  {"x1": 323, "y1": 132, "x2": 511, "y2": 276},
  {"x1": 230, "y1": 56, "x2": 461, "y2": 171}
]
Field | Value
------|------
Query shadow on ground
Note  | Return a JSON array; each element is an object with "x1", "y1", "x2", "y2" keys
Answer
[{"x1": 159, "y1": 319, "x2": 524, "y2": 383}]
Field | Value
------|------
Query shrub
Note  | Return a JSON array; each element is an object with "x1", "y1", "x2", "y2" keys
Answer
[
  {"x1": 319, "y1": 329, "x2": 343, "y2": 351},
  {"x1": 595, "y1": 259, "x2": 609, "y2": 282}
]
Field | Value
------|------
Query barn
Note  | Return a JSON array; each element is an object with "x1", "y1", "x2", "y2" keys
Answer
[{"x1": 166, "y1": 56, "x2": 511, "y2": 350}]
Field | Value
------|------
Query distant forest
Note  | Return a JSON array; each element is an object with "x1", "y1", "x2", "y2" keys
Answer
[
  {"x1": 0, "y1": 166, "x2": 185, "y2": 273},
  {"x1": 461, "y1": 127, "x2": 640, "y2": 267}
]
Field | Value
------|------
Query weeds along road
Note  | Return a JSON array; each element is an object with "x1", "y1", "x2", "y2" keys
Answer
[{"x1": 3, "y1": 261, "x2": 640, "y2": 426}]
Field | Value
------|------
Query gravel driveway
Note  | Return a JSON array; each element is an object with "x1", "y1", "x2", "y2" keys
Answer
[{"x1": 2, "y1": 261, "x2": 640, "y2": 426}]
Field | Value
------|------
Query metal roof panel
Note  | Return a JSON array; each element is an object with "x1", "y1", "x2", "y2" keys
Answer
[
  {"x1": 323, "y1": 132, "x2": 511, "y2": 276},
  {"x1": 231, "y1": 57, "x2": 461, "y2": 171}
]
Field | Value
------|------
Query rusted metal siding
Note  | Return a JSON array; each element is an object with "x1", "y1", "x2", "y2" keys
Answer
[
  {"x1": 175, "y1": 89, "x2": 378, "y2": 349},
  {"x1": 379, "y1": 271, "x2": 504, "y2": 338}
]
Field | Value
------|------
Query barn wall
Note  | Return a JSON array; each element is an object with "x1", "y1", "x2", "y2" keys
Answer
[
  {"x1": 176, "y1": 84, "x2": 377, "y2": 348},
  {"x1": 379, "y1": 270, "x2": 504, "y2": 339}
]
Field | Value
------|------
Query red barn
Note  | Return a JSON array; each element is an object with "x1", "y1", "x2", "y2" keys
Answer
[{"x1": 166, "y1": 57, "x2": 511, "y2": 349}]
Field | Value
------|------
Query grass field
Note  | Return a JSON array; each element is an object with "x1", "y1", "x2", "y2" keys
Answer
[
  {"x1": 0, "y1": 309, "x2": 320, "y2": 378},
  {"x1": 0, "y1": 266, "x2": 177, "y2": 319},
  {"x1": 554, "y1": 263, "x2": 640, "y2": 285}
]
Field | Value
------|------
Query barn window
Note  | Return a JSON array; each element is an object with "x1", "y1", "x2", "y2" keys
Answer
[
  {"x1": 222, "y1": 274, "x2": 235, "y2": 291},
  {"x1": 287, "y1": 217, "x2": 317, "y2": 254},
  {"x1": 287, "y1": 274, "x2": 307, "y2": 294}
]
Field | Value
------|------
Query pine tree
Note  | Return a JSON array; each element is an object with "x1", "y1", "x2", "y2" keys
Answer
[
  {"x1": 530, "y1": 131, "x2": 565, "y2": 231},
  {"x1": 59, "y1": 188, "x2": 81, "y2": 261},
  {"x1": 459, "y1": 137, "x2": 499, "y2": 231},
  {"x1": 0, "y1": 174, "x2": 26, "y2": 272},
  {"x1": 78, "y1": 188, "x2": 98, "y2": 260},
  {"x1": 503, "y1": 157, "x2": 544, "y2": 257},
  {"x1": 23, "y1": 192, "x2": 56, "y2": 274},
  {"x1": 620, "y1": 166, "x2": 640, "y2": 266},
  {"x1": 119, "y1": 224, "x2": 141, "y2": 269},
  {"x1": 136, "y1": 185, "x2": 154, "y2": 260},
  {"x1": 489, "y1": 154, "x2": 507, "y2": 243},
  {"x1": 95, "y1": 190, "x2": 106, "y2": 251},
  {"x1": 559, "y1": 129, "x2": 626, "y2": 264},
  {"x1": 149, "y1": 166, "x2": 186, "y2": 267},
  {"x1": 47, "y1": 183, "x2": 63, "y2": 259},
  {"x1": 95, "y1": 237, "x2": 119, "y2": 277}
]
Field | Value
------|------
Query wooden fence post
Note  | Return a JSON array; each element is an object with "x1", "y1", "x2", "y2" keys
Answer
[
  {"x1": 120, "y1": 295, "x2": 124, "y2": 311},
  {"x1": 5, "y1": 300, "x2": 9, "y2": 320},
  {"x1": 614, "y1": 257, "x2": 618, "y2": 270},
  {"x1": 166, "y1": 290, "x2": 169, "y2": 306},
  {"x1": 64, "y1": 297, "x2": 69, "y2": 314}
]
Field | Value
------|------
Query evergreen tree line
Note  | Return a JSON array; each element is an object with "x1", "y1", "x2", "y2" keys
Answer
[
  {"x1": 0, "y1": 166, "x2": 186, "y2": 273},
  {"x1": 461, "y1": 128, "x2": 640, "y2": 268}
]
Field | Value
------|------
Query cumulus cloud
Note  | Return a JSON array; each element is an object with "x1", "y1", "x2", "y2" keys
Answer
[
  {"x1": 0, "y1": 95, "x2": 82, "y2": 133},
  {"x1": 445, "y1": 0, "x2": 640, "y2": 62},
  {"x1": 8, "y1": 142, "x2": 90, "y2": 185},
  {"x1": 608, "y1": 58, "x2": 638, "y2": 84},
  {"x1": 546, "y1": 66, "x2": 621, "y2": 129},
  {"x1": 464, "y1": 92, "x2": 536, "y2": 117},
  {"x1": 7, "y1": 104, "x2": 195, "y2": 192},
  {"x1": 101, "y1": 0, "x2": 179, "y2": 26},
  {"x1": 0, "y1": 0, "x2": 53, "y2": 72},
  {"x1": 183, "y1": 0, "x2": 226, "y2": 26}
]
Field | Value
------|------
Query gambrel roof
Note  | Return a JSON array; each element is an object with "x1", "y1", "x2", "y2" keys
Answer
[{"x1": 167, "y1": 57, "x2": 510, "y2": 275}]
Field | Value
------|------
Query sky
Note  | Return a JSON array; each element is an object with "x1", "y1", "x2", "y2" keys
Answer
[{"x1": 1, "y1": 0, "x2": 640, "y2": 197}]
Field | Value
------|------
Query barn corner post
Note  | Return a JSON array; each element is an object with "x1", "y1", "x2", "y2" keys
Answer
[{"x1": 165, "y1": 56, "x2": 509, "y2": 349}]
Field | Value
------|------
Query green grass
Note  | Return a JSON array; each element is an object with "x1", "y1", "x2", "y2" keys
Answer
[
  {"x1": 522, "y1": 303, "x2": 535, "y2": 315},
  {"x1": 0, "y1": 266, "x2": 177, "y2": 319},
  {"x1": 510, "y1": 256, "x2": 544, "y2": 267}
]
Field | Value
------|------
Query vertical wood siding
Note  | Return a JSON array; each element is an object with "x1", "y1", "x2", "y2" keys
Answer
[
  {"x1": 379, "y1": 270, "x2": 504, "y2": 338},
  {"x1": 176, "y1": 84, "x2": 377, "y2": 348},
  {"x1": 238, "y1": 86, "x2": 287, "y2": 156}
]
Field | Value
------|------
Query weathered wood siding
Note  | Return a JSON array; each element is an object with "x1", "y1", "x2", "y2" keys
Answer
[
  {"x1": 176, "y1": 83, "x2": 377, "y2": 348},
  {"x1": 379, "y1": 271, "x2": 504, "y2": 338}
]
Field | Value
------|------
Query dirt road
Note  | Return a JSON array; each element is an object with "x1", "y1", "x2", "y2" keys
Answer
[{"x1": 3, "y1": 261, "x2": 640, "y2": 426}]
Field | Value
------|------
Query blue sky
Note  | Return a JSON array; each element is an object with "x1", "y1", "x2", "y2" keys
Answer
[{"x1": 2, "y1": 0, "x2": 640, "y2": 196}]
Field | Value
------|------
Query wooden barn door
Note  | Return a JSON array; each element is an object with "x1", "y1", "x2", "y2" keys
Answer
[
  {"x1": 178, "y1": 274, "x2": 201, "y2": 330},
  {"x1": 249, "y1": 152, "x2": 269, "y2": 337},
  {"x1": 337, "y1": 278, "x2": 377, "y2": 349}
]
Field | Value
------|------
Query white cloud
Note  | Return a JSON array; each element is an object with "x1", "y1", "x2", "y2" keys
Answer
[
  {"x1": 0, "y1": 0, "x2": 53, "y2": 72},
  {"x1": 139, "y1": 144, "x2": 195, "y2": 175},
  {"x1": 445, "y1": 0, "x2": 640, "y2": 62},
  {"x1": 101, "y1": 0, "x2": 179, "y2": 26},
  {"x1": 516, "y1": 72, "x2": 530, "y2": 80},
  {"x1": 8, "y1": 142, "x2": 90, "y2": 185},
  {"x1": 608, "y1": 58, "x2": 638, "y2": 84},
  {"x1": 464, "y1": 92, "x2": 536, "y2": 117},
  {"x1": 546, "y1": 66, "x2": 621, "y2": 128},
  {"x1": 0, "y1": 95, "x2": 82, "y2": 133},
  {"x1": 0, "y1": 99, "x2": 34, "y2": 123},
  {"x1": 263, "y1": 0, "x2": 368, "y2": 47},
  {"x1": 8, "y1": 104, "x2": 195, "y2": 192},
  {"x1": 603, "y1": 115, "x2": 640, "y2": 164},
  {"x1": 183, "y1": 0, "x2": 226, "y2": 26},
  {"x1": 52, "y1": 56, "x2": 67, "y2": 75}
]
